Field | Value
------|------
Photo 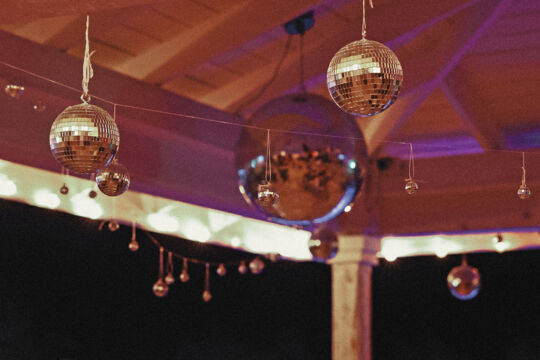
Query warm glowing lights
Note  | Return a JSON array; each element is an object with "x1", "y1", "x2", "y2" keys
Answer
[
  {"x1": 492, "y1": 234, "x2": 510, "y2": 253},
  {"x1": 33, "y1": 189, "x2": 60, "y2": 209},
  {"x1": 0, "y1": 174, "x2": 17, "y2": 196},
  {"x1": 71, "y1": 191, "x2": 103, "y2": 219},
  {"x1": 180, "y1": 218, "x2": 211, "y2": 243},
  {"x1": 343, "y1": 205, "x2": 352, "y2": 213},
  {"x1": 147, "y1": 209, "x2": 180, "y2": 233}
]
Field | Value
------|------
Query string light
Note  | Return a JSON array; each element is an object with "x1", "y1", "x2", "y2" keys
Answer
[
  {"x1": 164, "y1": 252, "x2": 175, "y2": 285},
  {"x1": 152, "y1": 247, "x2": 169, "y2": 298},
  {"x1": 517, "y1": 152, "x2": 531, "y2": 199},
  {"x1": 179, "y1": 258, "x2": 190, "y2": 283},
  {"x1": 405, "y1": 143, "x2": 419, "y2": 194},
  {"x1": 129, "y1": 220, "x2": 139, "y2": 252},
  {"x1": 202, "y1": 263, "x2": 212, "y2": 302}
]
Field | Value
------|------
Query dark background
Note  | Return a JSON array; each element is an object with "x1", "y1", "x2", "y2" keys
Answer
[{"x1": 1, "y1": 199, "x2": 539, "y2": 359}]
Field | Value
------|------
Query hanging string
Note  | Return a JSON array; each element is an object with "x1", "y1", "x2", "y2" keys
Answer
[
  {"x1": 158, "y1": 247, "x2": 165, "y2": 279},
  {"x1": 265, "y1": 129, "x2": 272, "y2": 183},
  {"x1": 407, "y1": 143, "x2": 415, "y2": 181},
  {"x1": 166, "y1": 251, "x2": 174, "y2": 275},
  {"x1": 81, "y1": 15, "x2": 95, "y2": 103},
  {"x1": 362, "y1": 0, "x2": 374, "y2": 39},
  {"x1": 521, "y1": 152, "x2": 527, "y2": 186}
]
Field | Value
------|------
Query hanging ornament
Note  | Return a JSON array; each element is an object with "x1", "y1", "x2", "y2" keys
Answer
[
  {"x1": 164, "y1": 252, "x2": 175, "y2": 285},
  {"x1": 33, "y1": 100, "x2": 47, "y2": 112},
  {"x1": 517, "y1": 152, "x2": 531, "y2": 199},
  {"x1": 308, "y1": 227, "x2": 339, "y2": 262},
  {"x1": 249, "y1": 257, "x2": 265, "y2": 275},
  {"x1": 447, "y1": 255, "x2": 480, "y2": 301},
  {"x1": 4, "y1": 84, "x2": 24, "y2": 99},
  {"x1": 49, "y1": 16, "x2": 119, "y2": 174},
  {"x1": 216, "y1": 263, "x2": 227, "y2": 277},
  {"x1": 202, "y1": 263, "x2": 212, "y2": 302},
  {"x1": 179, "y1": 258, "x2": 190, "y2": 283},
  {"x1": 108, "y1": 220, "x2": 120, "y2": 232},
  {"x1": 257, "y1": 130, "x2": 279, "y2": 206},
  {"x1": 128, "y1": 220, "x2": 139, "y2": 252},
  {"x1": 152, "y1": 247, "x2": 169, "y2": 298},
  {"x1": 59, "y1": 183, "x2": 69, "y2": 195},
  {"x1": 95, "y1": 159, "x2": 130, "y2": 196},
  {"x1": 404, "y1": 144, "x2": 418, "y2": 194},
  {"x1": 327, "y1": 0, "x2": 402, "y2": 116},
  {"x1": 238, "y1": 261, "x2": 248, "y2": 274}
]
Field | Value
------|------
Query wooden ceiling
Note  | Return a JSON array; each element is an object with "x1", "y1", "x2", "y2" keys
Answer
[{"x1": 2, "y1": 0, "x2": 539, "y2": 159}]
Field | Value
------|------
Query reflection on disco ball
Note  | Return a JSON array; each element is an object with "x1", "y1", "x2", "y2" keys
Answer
[
  {"x1": 308, "y1": 227, "x2": 338, "y2": 262},
  {"x1": 447, "y1": 263, "x2": 481, "y2": 300},
  {"x1": 5, "y1": 84, "x2": 24, "y2": 99},
  {"x1": 96, "y1": 159, "x2": 130, "y2": 196},
  {"x1": 236, "y1": 94, "x2": 366, "y2": 226},
  {"x1": 327, "y1": 39, "x2": 403, "y2": 117},
  {"x1": 50, "y1": 103, "x2": 119, "y2": 174}
]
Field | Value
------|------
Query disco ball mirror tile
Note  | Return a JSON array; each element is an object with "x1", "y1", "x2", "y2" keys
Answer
[
  {"x1": 50, "y1": 103, "x2": 119, "y2": 174},
  {"x1": 327, "y1": 39, "x2": 403, "y2": 117},
  {"x1": 96, "y1": 159, "x2": 130, "y2": 196}
]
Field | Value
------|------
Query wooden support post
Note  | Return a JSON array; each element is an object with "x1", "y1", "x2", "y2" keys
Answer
[{"x1": 330, "y1": 234, "x2": 380, "y2": 360}]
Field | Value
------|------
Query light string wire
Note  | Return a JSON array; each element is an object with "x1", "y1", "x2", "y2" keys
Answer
[
  {"x1": 266, "y1": 129, "x2": 272, "y2": 183},
  {"x1": 1, "y1": 55, "x2": 539, "y2": 156},
  {"x1": 144, "y1": 230, "x2": 258, "y2": 267},
  {"x1": 362, "y1": 0, "x2": 374, "y2": 39}
]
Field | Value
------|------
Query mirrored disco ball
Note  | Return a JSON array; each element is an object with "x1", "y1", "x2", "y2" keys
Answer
[
  {"x1": 50, "y1": 103, "x2": 119, "y2": 174},
  {"x1": 447, "y1": 264, "x2": 481, "y2": 300},
  {"x1": 327, "y1": 39, "x2": 403, "y2": 117},
  {"x1": 308, "y1": 227, "x2": 338, "y2": 262},
  {"x1": 96, "y1": 159, "x2": 130, "y2": 196},
  {"x1": 236, "y1": 93, "x2": 367, "y2": 225}
]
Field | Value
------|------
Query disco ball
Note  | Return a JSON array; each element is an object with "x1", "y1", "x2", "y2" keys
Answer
[
  {"x1": 308, "y1": 227, "x2": 338, "y2": 262},
  {"x1": 447, "y1": 262, "x2": 481, "y2": 300},
  {"x1": 95, "y1": 159, "x2": 130, "y2": 196},
  {"x1": 327, "y1": 39, "x2": 403, "y2": 116},
  {"x1": 50, "y1": 103, "x2": 119, "y2": 174},
  {"x1": 236, "y1": 94, "x2": 366, "y2": 226}
]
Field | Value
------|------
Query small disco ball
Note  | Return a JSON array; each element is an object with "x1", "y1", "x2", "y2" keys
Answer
[
  {"x1": 50, "y1": 102, "x2": 119, "y2": 174},
  {"x1": 108, "y1": 220, "x2": 120, "y2": 232},
  {"x1": 447, "y1": 263, "x2": 481, "y2": 300},
  {"x1": 308, "y1": 227, "x2": 338, "y2": 262},
  {"x1": 405, "y1": 180, "x2": 418, "y2": 194},
  {"x1": 327, "y1": 39, "x2": 403, "y2": 116},
  {"x1": 257, "y1": 183, "x2": 279, "y2": 206},
  {"x1": 152, "y1": 278, "x2": 169, "y2": 298},
  {"x1": 5, "y1": 84, "x2": 24, "y2": 99},
  {"x1": 517, "y1": 184, "x2": 531, "y2": 199},
  {"x1": 249, "y1": 257, "x2": 265, "y2": 275},
  {"x1": 95, "y1": 159, "x2": 130, "y2": 196}
]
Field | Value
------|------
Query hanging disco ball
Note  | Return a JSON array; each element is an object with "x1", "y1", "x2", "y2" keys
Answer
[
  {"x1": 308, "y1": 227, "x2": 338, "y2": 262},
  {"x1": 327, "y1": 39, "x2": 403, "y2": 117},
  {"x1": 50, "y1": 102, "x2": 119, "y2": 174},
  {"x1": 95, "y1": 159, "x2": 130, "y2": 196},
  {"x1": 236, "y1": 93, "x2": 366, "y2": 226},
  {"x1": 447, "y1": 262, "x2": 481, "y2": 301}
]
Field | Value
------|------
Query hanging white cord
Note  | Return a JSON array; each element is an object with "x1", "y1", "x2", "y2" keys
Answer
[
  {"x1": 81, "y1": 15, "x2": 95, "y2": 103},
  {"x1": 407, "y1": 143, "x2": 415, "y2": 181},
  {"x1": 265, "y1": 129, "x2": 272, "y2": 183},
  {"x1": 521, "y1": 152, "x2": 527, "y2": 186},
  {"x1": 362, "y1": 0, "x2": 374, "y2": 39}
]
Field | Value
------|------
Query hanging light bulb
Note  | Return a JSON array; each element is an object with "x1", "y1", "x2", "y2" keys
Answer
[
  {"x1": 447, "y1": 255, "x2": 480, "y2": 301},
  {"x1": 327, "y1": 0, "x2": 402, "y2": 116},
  {"x1": 404, "y1": 144, "x2": 418, "y2": 194},
  {"x1": 202, "y1": 263, "x2": 212, "y2": 302},
  {"x1": 59, "y1": 183, "x2": 69, "y2": 195},
  {"x1": 249, "y1": 257, "x2": 265, "y2": 275},
  {"x1": 179, "y1": 258, "x2": 190, "y2": 283},
  {"x1": 238, "y1": 261, "x2": 248, "y2": 274},
  {"x1": 152, "y1": 247, "x2": 169, "y2": 298},
  {"x1": 128, "y1": 221, "x2": 139, "y2": 252},
  {"x1": 216, "y1": 263, "x2": 227, "y2": 277},
  {"x1": 164, "y1": 252, "x2": 175, "y2": 285},
  {"x1": 95, "y1": 159, "x2": 130, "y2": 196}
]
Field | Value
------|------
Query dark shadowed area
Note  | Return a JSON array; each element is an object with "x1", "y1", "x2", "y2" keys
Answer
[{"x1": 1, "y1": 199, "x2": 539, "y2": 359}]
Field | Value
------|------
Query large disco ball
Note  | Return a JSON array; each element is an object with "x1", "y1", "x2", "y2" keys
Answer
[
  {"x1": 327, "y1": 39, "x2": 403, "y2": 117},
  {"x1": 447, "y1": 262, "x2": 481, "y2": 301},
  {"x1": 96, "y1": 159, "x2": 130, "y2": 196},
  {"x1": 50, "y1": 103, "x2": 119, "y2": 174},
  {"x1": 236, "y1": 93, "x2": 366, "y2": 226}
]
